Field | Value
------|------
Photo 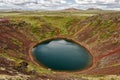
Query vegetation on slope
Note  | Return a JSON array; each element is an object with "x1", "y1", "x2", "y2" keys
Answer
[{"x1": 0, "y1": 11, "x2": 120, "y2": 79}]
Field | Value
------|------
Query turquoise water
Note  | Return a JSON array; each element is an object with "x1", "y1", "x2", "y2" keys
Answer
[{"x1": 32, "y1": 39, "x2": 92, "y2": 71}]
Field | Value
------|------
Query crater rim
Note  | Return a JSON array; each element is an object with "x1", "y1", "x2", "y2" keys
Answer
[{"x1": 29, "y1": 36, "x2": 94, "y2": 72}]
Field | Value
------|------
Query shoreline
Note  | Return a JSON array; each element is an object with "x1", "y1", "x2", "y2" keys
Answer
[{"x1": 28, "y1": 36, "x2": 97, "y2": 73}]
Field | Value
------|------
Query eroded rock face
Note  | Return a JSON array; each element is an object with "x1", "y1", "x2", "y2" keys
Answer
[
  {"x1": 0, "y1": 57, "x2": 16, "y2": 75},
  {"x1": 14, "y1": 61, "x2": 28, "y2": 72},
  {"x1": 0, "y1": 57, "x2": 15, "y2": 67}
]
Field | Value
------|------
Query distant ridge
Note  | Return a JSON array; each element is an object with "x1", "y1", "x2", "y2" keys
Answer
[
  {"x1": 87, "y1": 8, "x2": 103, "y2": 10},
  {"x1": 61, "y1": 8, "x2": 82, "y2": 12}
]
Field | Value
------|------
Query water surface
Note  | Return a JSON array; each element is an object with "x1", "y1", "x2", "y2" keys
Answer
[{"x1": 32, "y1": 39, "x2": 92, "y2": 71}]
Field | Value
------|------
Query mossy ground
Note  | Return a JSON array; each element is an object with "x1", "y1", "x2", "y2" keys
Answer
[{"x1": 0, "y1": 10, "x2": 120, "y2": 79}]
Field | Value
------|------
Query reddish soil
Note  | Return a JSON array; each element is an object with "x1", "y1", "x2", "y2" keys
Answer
[{"x1": 0, "y1": 15, "x2": 120, "y2": 77}]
